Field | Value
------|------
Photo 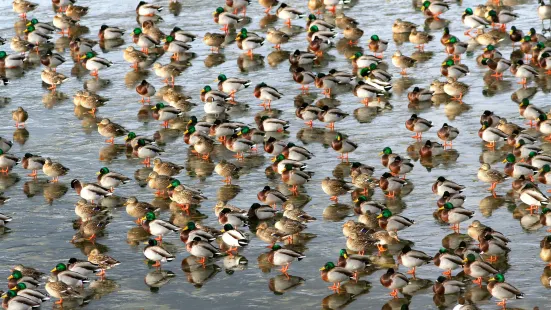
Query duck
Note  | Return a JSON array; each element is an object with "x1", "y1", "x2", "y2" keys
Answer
[
  {"x1": 213, "y1": 7, "x2": 242, "y2": 33},
  {"x1": 143, "y1": 239, "x2": 175, "y2": 267},
  {"x1": 289, "y1": 50, "x2": 316, "y2": 66},
  {"x1": 539, "y1": 0, "x2": 551, "y2": 24},
  {"x1": 462, "y1": 8, "x2": 490, "y2": 37},
  {"x1": 253, "y1": 82, "x2": 283, "y2": 109},
  {"x1": 21, "y1": 153, "x2": 46, "y2": 178},
  {"x1": 96, "y1": 167, "x2": 130, "y2": 191},
  {"x1": 12, "y1": 0, "x2": 38, "y2": 19},
  {"x1": 407, "y1": 87, "x2": 434, "y2": 103},
  {"x1": 481, "y1": 57, "x2": 511, "y2": 79},
  {"x1": 42, "y1": 158, "x2": 69, "y2": 182},
  {"x1": 306, "y1": 14, "x2": 335, "y2": 31},
  {"x1": 321, "y1": 177, "x2": 353, "y2": 203},
  {"x1": 343, "y1": 26, "x2": 363, "y2": 46},
  {"x1": 315, "y1": 73, "x2": 339, "y2": 97},
  {"x1": 180, "y1": 222, "x2": 216, "y2": 244},
  {"x1": 510, "y1": 60, "x2": 539, "y2": 85},
  {"x1": 503, "y1": 153, "x2": 537, "y2": 179},
  {"x1": 26, "y1": 18, "x2": 55, "y2": 34},
  {"x1": 433, "y1": 276, "x2": 466, "y2": 295},
  {"x1": 186, "y1": 237, "x2": 222, "y2": 264},
  {"x1": 421, "y1": 1, "x2": 449, "y2": 20},
  {"x1": 276, "y1": 3, "x2": 305, "y2": 27},
  {"x1": 80, "y1": 51, "x2": 113, "y2": 77},
  {"x1": 124, "y1": 197, "x2": 158, "y2": 221},
  {"x1": 24, "y1": 25, "x2": 51, "y2": 47},
  {"x1": 392, "y1": 19, "x2": 417, "y2": 33},
  {"x1": 40, "y1": 50, "x2": 66, "y2": 71},
  {"x1": 513, "y1": 139, "x2": 542, "y2": 159},
  {"x1": 236, "y1": 30, "x2": 264, "y2": 57},
  {"x1": 331, "y1": 133, "x2": 357, "y2": 161},
  {"x1": 141, "y1": 211, "x2": 180, "y2": 243},
  {"x1": 218, "y1": 207, "x2": 248, "y2": 227},
  {"x1": 134, "y1": 80, "x2": 156, "y2": 104},
  {"x1": 433, "y1": 248, "x2": 465, "y2": 277},
  {"x1": 44, "y1": 280, "x2": 81, "y2": 306},
  {"x1": 443, "y1": 79, "x2": 469, "y2": 102},
  {"x1": 377, "y1": 209, "x2": 414, "y2": 233},
  {"x1": 49, "y1": 263, "x2": 89, "y2": 287},
  {"x1": 283, "y1": 203, "x2": 316, "y2": 222},
  {"x1": 257, "y1": 116, "x2": 289, "y2": 132},
  {"x1": 441, "y1": 59, "x2": 469, "y2": 81},
  {"x1": 98, "y1": 25, "x2": 125, "y2": 40},
  {"x1": 40, "y1": 68, "x2": 69, "y2": 92},
  {"x1": 10, "y1": 107, "x2": 27, "y2": 129},
  {"x1": 203, "y1": 32, "x2": 226, "y2": 53},
  {"x1": 337, "y1": 249, "x2": 370, "y2": 280},
  {"x1": 281, "y1": 143, "x2": 313, "y2": 162},
  {"x1": 443, "y1": 36, "x2": 468, "y2": 61},
  {"x1": 153, "y1": 62, "x2": 183, "y2": 86},
  {"x1": 152, "y1": 103, "x2": 184, "y2": 128},
  {"x1": 438, "y1": 203, "x2": 475, "y2": 232},
  {"x1": 351, "y1": 170, "x2": 376, "y2": 195},
  {"x1": 353, "y1": 81, "x2": 385, "y2": 105},
  {"x1": 398, "y1": 245, "x2": 432, "y2": 276},
  {"x1": 268, "y1": 244, "x2": 305, "y2": 274},
  {"x1": 392, "y1": 51, "x2": 416, "y2": 75},
  {"x1": 432, "y1": 176, "x2": 465, "y2": 196},
  {"x1": 349, "y1": 52, "x2": 381, "y2": 69},
  {"x1": 216, "y1": 74, "x2": 251, "y2": 98},
  {"x1": 518, "y1": 98, "x2": 544, "y2": 127},
  {"x1": 0, "y1": 213, "x2": 12, "y2": 227},
  {"x1": 275, "y1": 216, "x2": 306, "y2": 239},
  {"x1": 162, "y1": 36, "x2": 191, "y2": 61},
  {"x1": 485, "y1": 9, "x2": 518, "y2": 31},
  {"x1": 258, "y1": 186, "x2": 287, "y2": 208},
  {"x1": 405, "y1": 114, "x2": 433, "y2": 140},
  {"x1": 74, "y1": 199, "x2": 108, "y2": 221},
  {"x1": 519, "y1": 183, "x2": 549, "y2": 214},
  {"x1": 133, "y1": 139, "x2": 164, "y2": 167},
  {"x1": 52, "y1": 13, "x2": 76, "y2": 36},
  {"x1": 479, "y1": 234, "x2": 510, "y2": 262},
  {"x1": 255, "y1": 222, "x2": 290, "y2": 246},
  {"x1": 87, "y1": 249, "x2": 120, "y2": 277},
  {"x1": 136, "y1": 1, "x2": 162, "y2": 15},
  {"x1": 437, "y1": 123, "x2": 459, "y2": 148},
  {"x1": 281, "y1": 164, "x2": 312, "y2": 194},
  {"x1": 419, "y1": 140, "x2": 444, "y2": 157},
  {"x1": 461, "y1": 252, "x2": 498, "y2": 286},
  {"x1": 123, "y1": 46, "x2": 148, "y2": 71},
  {"x1": 221, "y1": 223, "x2": 249, "y2": 255},
  {"x1": 292, "y1": 67, "x2": 316, "y2": 92},
  {"x1": 214, "y1": 160, "x2": 241, "y2": 184},
  {"x1": 266, "y1": 28, "x2": 289, "y2": 50},
  {"x1": 328, "y1": 69, "x2": 355, "y2": 84},
  {"x1": 487, "y1": 274, "x2": 524, "y2": 308},
  {"x1": 97, "y1": 118, "x2": 128, "y2": 144},
  {"x1": 409, "y1": 28, "x2": 433, "y2": 51},
  {"x1": 320, "y1": 262, "x2": 354, "y2": 291},
  {"x1": 71, "y1": 179, "x2": 111, "y2": 203},
  {"x1": 379, "y1": 172, "x2": 406, "y2": 198},
  {"x1": 247, "y1": 203, "x2": 277, "y2": 221},
  {"x1": 8, "y1": 282, "x2": 49, "y2": 303},
  {"x1": 380, "y1": 268, "x2": 409, "y2": 298},
  {"x1": 131, "y1": 28, "x2": 159, "y2": 55},
  {"x1": 478, "y1": 163, "x2": 507, "y2": 193},
  {"x1": 478, "y1": 122, "x2": 508, "y2": 148},
  {"x1": 272, "y1": 154, "x2": 306, "y2": 174},
  {"x1": 170, "y1": 184, "x2": 208, "y2": 214},
  {"x1": 367, "y1": 34, "x2": 388, "y2": 58}
]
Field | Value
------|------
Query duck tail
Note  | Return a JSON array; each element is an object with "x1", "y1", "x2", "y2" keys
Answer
[{"x1": 238, "y1": 239, "x2": 249, "y2": 246}]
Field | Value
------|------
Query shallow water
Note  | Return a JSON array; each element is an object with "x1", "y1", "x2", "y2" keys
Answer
[{"x1": 1, "y1": 0, "x2": 551, "y2": 309}]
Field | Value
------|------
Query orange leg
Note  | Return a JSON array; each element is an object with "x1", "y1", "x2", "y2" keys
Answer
[
  {"x1": 337, "y1": 153, "x2": 349, "y2": 162},
  {"x1": 274, "y1": 44, "x2": 280, "y2": 50},
  {"x1": 485, "y1": 141, "x2": 495, "y2": 149},
  {"x1": 155, "y1": 235, "x2": 163, "y2": 245},
  {"x1": 180, "y1": 204, "x2": 190, "y2": 215},
  {"x1": 86, "y1": 234, "x2": 96, "y2": 243},
  {"x1": 47, "y1": 84, "x2": 57, "y2": 92},
  {"x1": 451, "y1": 93, "x2": 463, "y2": 103},
  {"x1": 88, "y1": 108, "x2": 97, "y2": 116},
  {"x1": 304, "y1": 120, "x2": 314, "y2": 128},
  {"x1": 162, "y1": 120, "x2": 169, "y2": 128},
  {"x1": 327, "y1": 5, "x2": 336, "y2": 13},
  {"x1": 223, "y1": 176, "x2": 232, "y2": 184},
  {"x1": 197, "y1": 257, "x2": 207, "y2": 265},
  {"x1": 376, "y1": 244, "x2": 387, "y2": 254},
  {"x1": 406, "y1": 267, "x2": 416, "y2": 277},
  {"x1": 55, "y1": 298, "x2": 64, "y2": 305},
  {"x1": 105, "y1": 137, "x2": 115, "y2": 144},
  {"x1": 348, "y1": 40, "x2": 358, "y2": 46},
  {"x1": 329, "y1": 196, "x2": 339, "y2": 203},
  {"x1": 497, "y1": 300, "x2": 506, "y2": 309},
  {"x1": 90, "y1": 69, "x2": 99, "y2": 78},
  {"x1": 442, "y1": 269, "x2": 452, "y2": 278},
  {"x1": 526, "y1": 205, "x2": 539, "y2": 215},
  {"x1": 202, "y1": 153, "x2": 211, "y2": 161},
  {"x1": 325, "y1": 122, "x2": 335, "y2": 131},
  {"x1": 400, "y1": 69, "x2": 407, "y2": 75},
  {"x1": 517, "y1": 77, "x2": 527, "y2": 86},
  {"x1": 385, "y1": 191, "x2": 396, "y2": 198},
  {"x1": 264, "y1": 6, "x2": 272, "y2": 13},
  {"x1": 233, "y1": 152, "x2": 244, "y2": 161},
  {"x1": 485, "y1": 255, "x2": 498, "y2": 263},
  {"x1": 488, "y1": 182, "x2": 497, "y2": 191},
  {"x1": 151, "y1": 261, "x2": 161, "y2": 268},
  {"x1": 389, "y1": 289, "x2": 399, "y2": 298},
  {"x1": 27, "y1": 170, "x2": 38, "y2": 179},
  {"x1": 411, "y1": 132, "x2": 422, "y2": 140},
  {"x1": 285, "y1": 19, "x2": 292, "y2": 27},
  {"x1": 142, "y1": 157, "x2": 151, "y2": 167},
  {"x1": 97, "y1": 269, "x2": 106, "y2": 277},
  {"x1": 290, "y1": 185, "x2": 299, "y2": 195},
  {"x1": 472, "y1": 277, "x2": 482, "y2": 287},
  {"x1": 300, "y1": 85, "x2": 309, "y2": 94}
]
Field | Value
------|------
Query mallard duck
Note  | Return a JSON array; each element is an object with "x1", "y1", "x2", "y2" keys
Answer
[
  {"x1": 353, "y1": 81, "x2": 385, "y2": 105},
  {"x1": 124, "y1": 46, "x2": 148, "y2": 71},
  {"x1": 377, "y1": 209, "x2": 414, "y2": 235},
  {"x1": 388, "y1": 156, "x2": 413, "y2": 178},
  {"x1": 152, "y1": 102, "x2": 183, "y2": 128},
  {"x1": 247, "y1": 203, "x2": 276, "y2": 221},
  {"x1": 487, "y1": 274, "x2": 524, "y2": 308},
  {"x1": 481, "y1": 57, "x2": 511, "y2": 80},
  {"x1": 237, "y1": 126, "x2": 264, "y2": 149},
  {"x1": 96, "y1": 167, "x2": 130, "y2": 191},
  {"x1": 380, "y1": 268, "x2": 408, "y2": 298},
  {"x1": 337, "y1": 249, "x2": 370, "y2": 280},
  {"x1": 40, "y1": 68, "x2": 69, "y2": 92},
  {"x1": 97, "y1": 118, "x2": 128, "y2": 144},
  {"x1": 236, "y1": 30, "x2": 264, "y2": 57},
  {"x1": 143, "y1": 239, "x2": 175, "y2": 267},
  {"x1": 13, "y1": 0, "x2": 38, "y2": 19},
  {"x1": 392, "y1": 51, "x2": 416, "y2": 75},
  {"x1": 272, "y1": 154, "x2": 306, "y2": 174},
  {"x1": 419, "y1": 140, "x2": 444, "y2": 158},
  {"x1": 280, "y1": 143, "x2": 313, "y2": 162},
  {"x1": 142, "y1": 20, "x2": 165, "y2": 42},
  {"x1": 275, "y1": 216, "x2": 306, "y2": 239},
  {"x1": 264, "y1": 137, "x2": 286, "y2": 155},
  {"x1": 133, "y1": 139, "x2": 163, "y2": 167},
  {"x1": 438, "y1": 203, "x2": 474, "y2": 232},
  {"x1": 216, "y1": 73, "x2": 251, "y2": 97},
  {"x1": 50, "y1": 263, "x2": 89, "y2": 287},
  {"x1": 315, "y1": 73, "x2": 339, "y2": 97},
  {"x1": 433, "y1": 276, "x2": 466, "y2": 295},
  {"x1": 519, "y1": 183, "x2": 549, "y2": 214},
  {"x1": 514, "y1": 139, "x2": 542, "y2": 159},
  {"x1": 480, "y1": 234, "x2": 510, "y2": 262},
  {"x1": 9, "y1": 282, "x2": 49, "y2": 303},
  {"x1": 436, "y1": 123, "x2": 459, "y2": 148},
  {"x1": 131, "y1": 28, "x2": 159, "y2": 55},
  {"x1": 218, "y1": 207, "x2": 248, "y2": 227},
  {"x1": 281, "y1": 164, "x2": 313, "y2": 194},
  {"x1": 407, "y1": 87, "x2": 433, "y2": 103},
  {"x1": 409, "y1": 28, "x2": 433, "y2": 51},
  {"x1": 80, "y1": 51, "x2": 112, "y2": 77},
  {"x1": 478, "y1": 122, "x2": 508, "y2": 148},
  {"x1": 124, "y1": 197, "x2": 157, "y2": 222},
  {"x1": 392, "y1": 19, "x2": 416, "y2": 33},
  {"x1": 24, "y1": 25, "x2": 50, "y2": 47},
  {"x1": 71, "y1": 180, "x2": 111, "y2": 203},
  {"x1": 70, "y1": 37, "x2": 95, "y2": 56},
  {"x1": 65, "y1": 258, "x2": 99, "y2": 277},
  {"x1": 268, "y1": 244, "x2": 305, "y2": 274},
  {"x1": 141, "y1": 211, "x2": 179, "y2": 243},
  {"x1": 518, "y1": 98, "x2": 544, "y2": 127},
  {"x1": 25, "y1": 18, "x2": 54, "y2": 35},
  {"x1": 257, "y1": 116, "x2": 289, "y2": 133},
  {"x1": 540, "y1": 235, "x2": 551, "y2": 265},
  {"x1": 11, "y1": 265, "x2": 44, "y2": 280},
  {"x1": 257, "y1": 186, "x2": 287, "y2": 208},
  {"x1": 53, "y1": 13, "x2": 76, "y2": 36},
  {"x1": 214, "y1": 160, "x2": 240, "y2": 184},
  {"x1": 441, "y1": 59, "x2": 469, "y2": 81},
  {"x1": 276, "y1": 3, "x2": 304, "y2": 27},
  {"x1": 443, "y1": 36, "x2": 467, "y2": 62},
  {"x1": 283, "y1": 203, "x2": 316, "y2": 222},
  {"x1": 306, "y1": 14, "x2": 334, "y2": 31},
  {"x1": 421, "y1": 0, "x2": 449, "y2": 19},
  {"x1": 73, "y1": 91, "x2": 108, "y2": 114},
  {"x1": 367, "y1": 34, "x2": 388, "y2": 58},
  {"x1": 65, "y1": 4, "x2": 88, "y2": 20},
  {"x1": 136, "y1": 1, "x2": 162, "y2": 16},
  {"x1": 162, "y1": 35, "x2": 191, "y2": 61},
  {"x1": 432, "y1": 176, "x2": 465, "y2": 196},
  {"x1": 462, "y1": 8, "x2": 490, "y2": 37},
  {"x1": 398, "y1": 245, "x2": 432, "y2": 276},
  {"x1": 503, "y1": 153, "x2": 537, "y2": 179},
  {"x1": 10, "y1": 107, "x2": 27, "y2": 128},
  {"x1": 256, "y1": 222, "x2": 290, "y2": 246},
  {"x1": 343, "y1": 26, "x2": 363, "y2": 46},
  {"x1": 40, "y1": 50, "x2": 65, "y2": 71},
  {"x1": 170, "y1": 185, "x2": 207, "y2": 214},
  {"x1": 42, "y1": 158, "x2": 69, "y2": 182},
  {"x1": 529, "y1": 153, "x2": 551, "y2": 169},
  {"x1": 153, "y1": 62, "x2": 182, "y2": 86},
  {"x1": 266, "y1": 28, "x2": 289, "y2": 50},
  {"x1": 539, "y1": 0, "x2": 551, "y2": 24},
  {"x1": 289, "y1": 50, "x2": 316, "y2": 66},
  {"x1": 318, "y1": 105, "x2": 348, "y2": 131},
  {"x1": 7, "y1": 270, "x2": 40, "y2": 289},
  {"x1": 253, "y1": 83, "x2": 283, "y2": 109},
  {"x1": 478, "y1": 163, "x2": 507, "y2": 193},
  {"x1": 134, "y1": 80, "x2": 156, "y2": 104},
  {"x1": 405, "y1": 114, "x2": 432, "y2": 140},
  {"x1": 292, "y1": 67, "x2": 316, "y2": 93},
  {"x1": 147, "y1": 172, "x2": 173, "y2": 194},
  {"x1": 0, "y1": 137, "x2": 12, "y2": 153},
  {"x1": 213, "y1": 7, "x2": 242, "y2": 33},
  {"x1": 185, "y1": 236, "x2": 222, "y2": 264},
  {"x1": 349, "y1": 52, "x2": 381, "y2": 69},
  {"x1": 221, "y1": 223, "x2": 249, "y2": 255},
  {"x1": 486, "y1": 9, "x2": 518, "y2": 31},
  {"x1": 327, "y1": 69, "x2": 355, "y2": 85},
  {"x1": 331, "y1": 133, "x2": 357, "y2": 161},
  {"x1": 433, "y1": 248, "x2": 464, "y2": 277},
  {"x1": 44, "y1": 280, "x2": 81, "y2": 306},
  {"x1": 87, "y1": 249, "x2": 120, "y2": 277},
  {"x1": 321, "y1": 177, "x2": 353, "y2": 203},
  {"x1": 74, "y1": 199, "x2": 108, "y2": 221},
  {"x1": 9, "y1": 37, "x2": 33, "y2": 55},
  {"x1": 98, "y1": 25, "x2": 124, "y2": 41},
  {"x1": 510, "y1": 60, "x2": 539, "y2": 86},
  {"x1": 179, "y1": 222, "x2": 216, "y2": 244},
  {"x1": 320, "y1": 262, "x2": 354, "y2": 291},
  {"x1": 203, "y1": 32, "x2": 226, "y2": 53},
  {"x1": 379, "y1": 172, "x2": 406, "y2": 198}
]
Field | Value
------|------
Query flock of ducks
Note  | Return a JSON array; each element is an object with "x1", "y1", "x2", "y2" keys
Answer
[{"x1": 3, "y1": 0, "x2": 551, "y2": 309}]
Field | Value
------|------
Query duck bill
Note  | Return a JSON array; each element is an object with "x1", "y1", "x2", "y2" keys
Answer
[
  {"x1": 7, "y1": 275, "x2": 13, "y2": 280},
  {"x1": 378, "y1": 152, "x2": 384, "y2": 156},
  {"x1": 50, "y1": 267, "x2": 57, "y2": 272},
  {"x1": 488, "y1": 278, "x2": 496, "y2": 282},
  {"x1": 319, "y1": 267, "x2": 326, "y2": 271},
  {"x1": 95, "y1": 172, "x2": 101, "y2": 175},
  {"x1": 376, "y1": 214, "x2": 383, "y2": 219},
  {"x1": 270, "y1": 157, "x2": 277, "y2": 162},
  {"x1": 166, "y1": 184, "x2": 173, "y2": 188},
  {"x1": 501, "y1": 159, "x2": 507, "y2": 163},
  {"x1": 438, "y1": 207, "x2": 444, "y2": 210}
]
